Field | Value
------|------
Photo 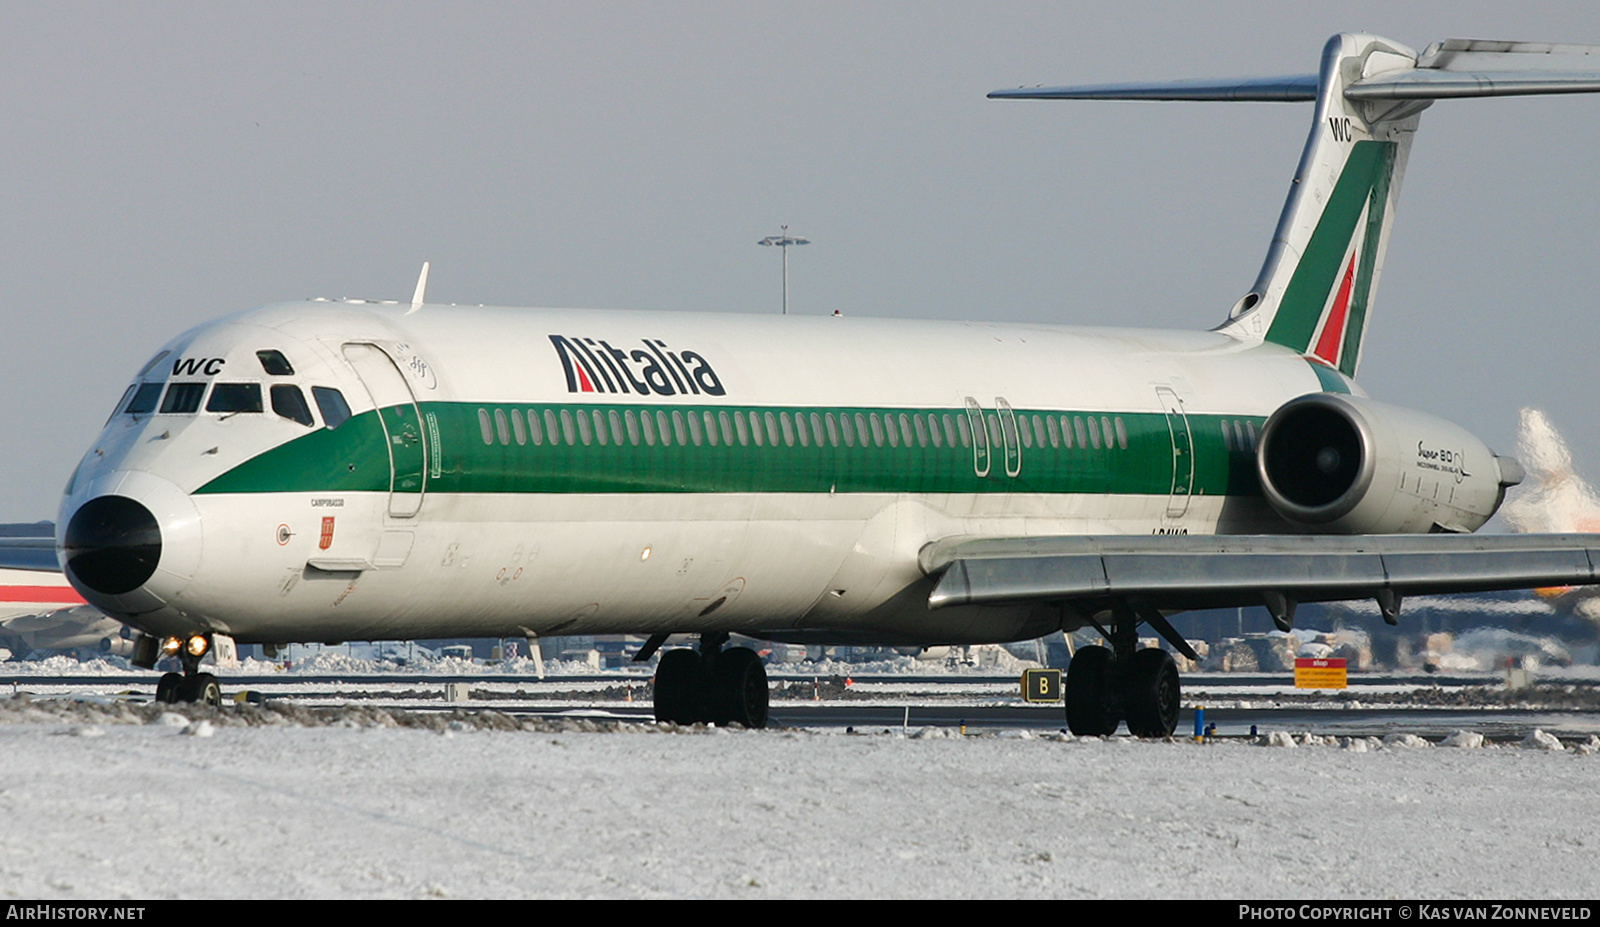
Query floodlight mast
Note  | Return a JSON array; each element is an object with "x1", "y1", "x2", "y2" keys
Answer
[{"x1": 758, "y1": 226, "x2": 810, "y2": 314}]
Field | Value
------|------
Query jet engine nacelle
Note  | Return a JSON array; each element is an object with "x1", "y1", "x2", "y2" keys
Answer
[
  {"x1": 98, "y1": 634, "x2": 137, "y2": 659},
  {"x1": 1257, "y1": 393, "x2": 1521, "y2": 534}
]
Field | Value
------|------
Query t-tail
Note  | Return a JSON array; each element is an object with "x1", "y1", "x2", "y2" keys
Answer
[{"x1": 992, "y1": 33, "x2": 1600, "y2": 376}]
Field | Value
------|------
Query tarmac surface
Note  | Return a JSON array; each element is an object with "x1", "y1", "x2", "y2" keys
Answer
[{"x1": 7, "y1": 668, "x2": 1600, "y2": 740}]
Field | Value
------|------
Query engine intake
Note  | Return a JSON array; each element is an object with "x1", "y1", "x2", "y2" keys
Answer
[{"x1": 1257, "y1": 393, "x2": 1517, "y2": 534}]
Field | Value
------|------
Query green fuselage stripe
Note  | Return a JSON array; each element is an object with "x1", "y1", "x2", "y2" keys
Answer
[{"x1": 196, "y1": 401, "x2": 1267, "y2": 499}]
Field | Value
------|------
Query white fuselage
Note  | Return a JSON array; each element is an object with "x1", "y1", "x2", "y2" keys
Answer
[{"x1": 60, "y1": 301, "x2": 1338, "y2": 646}]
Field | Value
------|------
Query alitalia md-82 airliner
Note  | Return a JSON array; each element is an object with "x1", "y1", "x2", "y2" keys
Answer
[{"x1": 38, "y1": 33, "x2": 1600, "y2": 735}]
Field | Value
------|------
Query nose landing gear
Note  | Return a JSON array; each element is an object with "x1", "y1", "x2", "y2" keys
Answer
[
  {"x1": 155, "y1": 670, "x2": 222, "y2": 707},
  {"x1": 142, "y1": 632, "x2": 226, "y2": 708}
]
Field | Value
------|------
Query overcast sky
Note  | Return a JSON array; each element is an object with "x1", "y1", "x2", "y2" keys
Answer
[{"x1": 4, "y1": 2, "x2": 1599, "y2": 523}]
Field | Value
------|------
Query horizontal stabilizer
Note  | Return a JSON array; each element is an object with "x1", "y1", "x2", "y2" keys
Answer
[
  {"x1": 1345, "y1": 70, "x2": 1600, "y2": 99},
  {"x1": 1351, "y1": 38, "x2": 1600, "y2": 99},
  {"x1": 923, "y1": 533, "x2": 1600, "y2": 611},
  {"x1": 992, "y1": 33, "x2": 1600, "y2": 377},
  {"x1": 991, "y1": 38, "x2": 1600, "y2": 104},
  {"x1": 988, "y1": 76, "x2": 1317, "y2": 102}
]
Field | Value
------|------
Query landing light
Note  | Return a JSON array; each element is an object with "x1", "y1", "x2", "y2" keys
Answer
[
  {"x1": 160, "y1": 637, "x2": 182, "y2": 656},
  {"x1": 185, "y1": 635, "x2": 209, "y2": 658}
]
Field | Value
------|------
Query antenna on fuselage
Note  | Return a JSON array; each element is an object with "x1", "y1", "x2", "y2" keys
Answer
[{"x1": 406, "y1": 261, "x2": 430, "y2": 315}]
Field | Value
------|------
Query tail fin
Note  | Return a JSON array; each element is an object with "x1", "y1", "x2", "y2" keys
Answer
[
  {"x1": 1230, "y1": 35, "x2": 1420, "y2": 376},
  {"x1": 991, "y1": 33, "x2": 1600, "y2": 377}
]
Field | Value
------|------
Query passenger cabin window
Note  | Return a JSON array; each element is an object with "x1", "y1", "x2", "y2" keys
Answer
[
  {"x1": 270, "y1": 385, "x2": 314, "y2": 427},
  {"x1": 256, "y1": 350, "x2": 295, "y2": 376},
  {"x1": 160, "y1": 383, "x2": 206, "y2": 414},
  {"x1": 206, "y1": 383, "x2": 263, "y2": 414},
  {"x1": 312, "y1": 387, "x2": 352, "y2": 430},
  {"x1": 123, "y1": 382, "x2": 163, "y2": 416}
]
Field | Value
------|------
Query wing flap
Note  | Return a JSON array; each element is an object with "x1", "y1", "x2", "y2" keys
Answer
[{"x1": 925, "y1": 534, "x2": 1600, "y2": 610}]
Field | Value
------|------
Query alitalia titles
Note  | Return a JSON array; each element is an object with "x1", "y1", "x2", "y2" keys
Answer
[{"x1": 550, "y1": 335, "x2": 725, "y2": 397}]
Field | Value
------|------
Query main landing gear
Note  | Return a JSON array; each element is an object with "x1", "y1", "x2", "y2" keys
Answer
[
  {"x1": 644, "y1": 633, "x2": 769, "y2": 728},
  {"x1": 137, "y1": 632, "x2": 224, "y2": 708},
  {"x1": 1064, "y1": 603, "x2": 1187, "y2": 738}
]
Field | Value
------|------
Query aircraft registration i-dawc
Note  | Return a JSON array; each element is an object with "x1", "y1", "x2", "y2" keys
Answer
[{"x1": 39, "y1": 33, "x2": 1600, "y2": 734}]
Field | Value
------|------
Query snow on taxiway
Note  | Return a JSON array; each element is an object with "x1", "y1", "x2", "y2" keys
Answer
[{"x1": 0, "y1": 696, "x2": 1597, "y2": 900}]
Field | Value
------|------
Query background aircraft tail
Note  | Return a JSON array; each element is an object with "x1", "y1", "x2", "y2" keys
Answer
[{"x1": 993, "y1": 34, "x2": 1600, "y2": 377}]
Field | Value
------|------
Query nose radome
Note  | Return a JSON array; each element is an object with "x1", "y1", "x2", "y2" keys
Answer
[{"x1": 62, "y1": 495, "x2": 162, "y2": 596}]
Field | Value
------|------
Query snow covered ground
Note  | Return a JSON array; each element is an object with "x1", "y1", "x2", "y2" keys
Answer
[{"x1": 1, "y1": 696, "x2": 1597, "y2": 900}]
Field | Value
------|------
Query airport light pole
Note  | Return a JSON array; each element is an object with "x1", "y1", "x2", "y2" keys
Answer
[{"x1": 758, "y1": 226, "x2": 810, "y2": 314}]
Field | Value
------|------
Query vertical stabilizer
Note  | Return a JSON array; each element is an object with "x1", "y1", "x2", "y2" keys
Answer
[
  {"x1": 991, "y1": 33, "x2": 1600, "y2": 377},
  {"x1": 1217, "y1": 35, "x2": 1422, "y2": 376}
]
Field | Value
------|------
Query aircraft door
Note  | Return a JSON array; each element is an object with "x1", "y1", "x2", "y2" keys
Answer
[
  {"x1": 343, "y1": 343, "x2": 427, "y2": 518},
  {"x1": 964, "y1": 397, "x2": 991, "y2": 477},
  {"x1": 1156, "y1": 386, "x2": 1192, "y2": 519},
  {"x1": 996, "y1": 397, "x2": 1022, "y2": 478}
]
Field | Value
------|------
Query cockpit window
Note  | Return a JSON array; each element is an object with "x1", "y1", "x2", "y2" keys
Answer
[
  {"x1": 256, "y1": 350, "x2": 295, "y2": 376},
  {"x1": 312, "y1": 386, "x2": 352, "y2": 430},
  {"x1": 206, "y1": 382, "x2": 263, "y2": 414},
  {"x1": 160, "y1": 382, "x2": 206, "y2": 414},
  {"x1": 108, "y1": 386, "x2": 136, "y2": 424},
  {"x1": 271, "y1": 385, "x2": 314, "y2": 427},
  {"x1": 124, "y1": 382, "x2": 164, "y2": 416}
]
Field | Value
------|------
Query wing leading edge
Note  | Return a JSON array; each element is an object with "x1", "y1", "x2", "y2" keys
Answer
[{"x1": 923, "y1": 533, "x2": 1600, "y2": 631}]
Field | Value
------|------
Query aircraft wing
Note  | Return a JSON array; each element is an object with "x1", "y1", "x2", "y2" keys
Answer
[
  {"x1": 0, "y1": 544, "x2": 107, "y2": 656},
  {"x1": 0, "y1": 523, "x2": 59, "y2": 573},
  {"x1": 922, "y1": 533, "x2": 1600, "y2": 629},
  {"x1": 0, "y1": 605, "x2": 124, "y2": 653}
]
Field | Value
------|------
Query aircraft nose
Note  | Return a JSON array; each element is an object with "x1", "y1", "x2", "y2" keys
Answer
[{"x1": 62, "y1": 495, "x2": 163, "y2": 596}]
